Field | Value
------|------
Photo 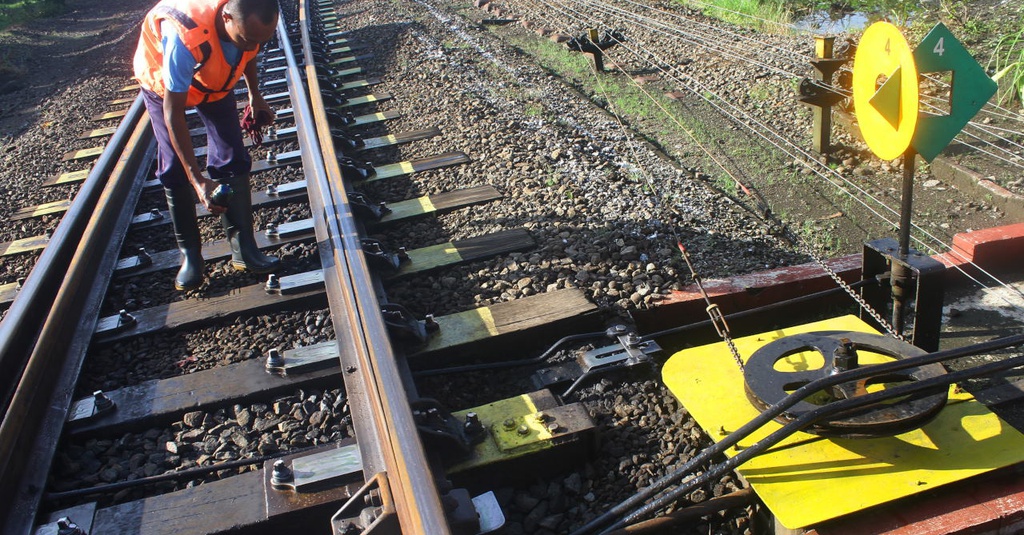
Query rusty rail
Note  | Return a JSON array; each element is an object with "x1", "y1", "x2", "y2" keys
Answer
[
  {"x1": 289, "y1": 2, "x2": 450, "y2": 532},
  {"x1": 0, "y1": 97, "x2": 154, "y2": 534}
]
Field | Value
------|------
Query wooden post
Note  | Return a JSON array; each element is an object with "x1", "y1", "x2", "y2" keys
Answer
[{"x1": 812, "y1": 35, "x2": 835, "y2": 156}]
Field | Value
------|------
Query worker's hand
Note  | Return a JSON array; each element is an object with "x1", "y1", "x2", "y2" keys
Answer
[
  {"x1": 248, "y1": 92, "x2": 275, "y2": 123},
  {"x1": 194, "y1": 177, "x2": 227, "y2": 215}
]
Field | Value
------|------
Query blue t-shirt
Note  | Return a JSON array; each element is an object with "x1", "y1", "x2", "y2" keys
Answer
[{"x1": 160, "y1": 20, "x2": 242, "y2": 93}]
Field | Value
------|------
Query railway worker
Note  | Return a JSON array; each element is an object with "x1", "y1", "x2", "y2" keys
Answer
[{"x1": 133, "y1": 0, "x2": 281, "y2": 291}]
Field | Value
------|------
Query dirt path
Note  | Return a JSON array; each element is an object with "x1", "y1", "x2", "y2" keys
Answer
[{"x1": 0, "y1": 0, "x2": 152, "y2": 137}]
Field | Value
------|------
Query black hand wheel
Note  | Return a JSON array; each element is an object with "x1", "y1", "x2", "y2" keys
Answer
[{"x1": 743, "y1": 331, "x2": 947, "y2": 438}]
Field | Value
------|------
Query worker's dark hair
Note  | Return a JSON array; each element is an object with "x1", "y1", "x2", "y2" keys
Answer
[{"x1": 224, "y1": 0, "x2": 279, "y2": 25}]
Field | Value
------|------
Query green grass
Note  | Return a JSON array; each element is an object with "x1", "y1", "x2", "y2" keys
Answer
[
  {"x1": 522, "y1": 37, "x2": 592, "y2": 76},
  {"x1": 523, "y1": 102, "x2": 545, "y2": 116},
  {"x1": 675, "y1": 0, "x2": 791, "y2": 32},
  {"x1": 0, "y1": 0, "x2": 64, "y2": 30},
  {"x1": 989, "y1": 7, "x2": 1024, "y2": 105}
]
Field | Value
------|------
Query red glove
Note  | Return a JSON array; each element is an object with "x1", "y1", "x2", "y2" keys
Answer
[{"x1": 240, "y1": 104, "x2": 274, "y2": 148}]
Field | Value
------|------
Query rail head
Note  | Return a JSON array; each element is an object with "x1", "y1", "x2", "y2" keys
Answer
[{"x1": 280, "y1": 3, "x2": 451, "y2": 533}]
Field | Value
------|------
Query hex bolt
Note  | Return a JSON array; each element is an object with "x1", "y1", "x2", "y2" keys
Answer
[
  {"x1": 270, "y1": 459, "x2": 294, "y2": 487},
  {"x1": 265, "y1": 223, "x2": 279, "y2": 238},
  {"x1": 546, "y1": 422, "x2": 561, "y2": 434},
  {"x1": 517, "y1": 425, "x2": 530, "y2": 436},
  {"x1": 266, "y1": 184, "x2": 278, "y2": 196},
  {"x1": 626, "y1": 333, "x2": 641, "y2": 347},
  {"x1": 137, "y1": 247, "x2": 152, "y2": 265},
  {"x1": 93, "y1": 390, "x2": 114, "y2": 412},
  {"x1": 831, "y1": 338, "x2": 858, "y2": 374},
  {"x1": 267, "y1": 149, "x2": 277, "y2": 163},
  {"x1": 534, "y1": 411, "x2": 548, "y2": 423},
  {"x1": 424, "y1": 314, "x2": 439, "y2": 333},
  {"x1": 268, "y1": 126, "x2": 277, "y2": 140},
  {"x1": 265, "y1": 274, "x2": 281, "y2": 292},
  {"x1": 397, "y1": 246, "x2": 408, "y2": 260},
  {"x1": 464, "y1": 412, "x2": 483, "y2": 435},
  {"x1": 118, "y1": 309, "x2": 136, "y2": 327},
  {"x1": 57, "y1": 517, "x2": 86, "y2": 535},
  {"x1": 378, "y1": 201, "x2": 392, "y2": 215},
  {"x1": 150, "y1": 207, "x2": 163, "y2": 218},
  {"x1": 266, "y1": 348, "x2": 285, "y2": 369},
  {"x1": 502, "y1": 418, "x2": 516, "y2": 431}
]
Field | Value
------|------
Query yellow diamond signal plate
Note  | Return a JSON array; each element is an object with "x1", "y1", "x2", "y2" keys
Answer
[
  {"x1": 662, "y1": 315, "x2": 1024, "y2": 529},
  {"x1": 853, "y1": 22, "x2": 919, "y2": 160}
]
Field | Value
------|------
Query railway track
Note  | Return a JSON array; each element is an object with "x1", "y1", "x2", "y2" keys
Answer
[
  {"x1": 1, "y1": 0, "x2": 1024, "y2": 534},
  {"x1": 0, "y1": 1, "x2": 604, "y2": 533}
]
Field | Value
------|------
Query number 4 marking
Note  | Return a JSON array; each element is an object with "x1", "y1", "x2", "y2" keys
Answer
[{"x1": 933, "y1": 37, "x2": 945, "y2": 56}]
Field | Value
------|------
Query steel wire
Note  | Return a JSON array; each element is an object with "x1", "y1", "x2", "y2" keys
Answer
[{"x1": 527, "y1": 0, "x2": 1024, "y2": 308}]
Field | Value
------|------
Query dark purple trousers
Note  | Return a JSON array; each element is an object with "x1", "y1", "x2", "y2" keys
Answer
[{"x1": 141, "y1": 89, "x2": 251, "y2": 188}]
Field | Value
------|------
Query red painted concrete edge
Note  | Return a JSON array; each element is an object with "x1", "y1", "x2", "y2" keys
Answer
[
  {"x1": 805, "y1": 463, "x2": 1024, "y2": 535},
  {"x1": 647, "y1": 222, "x2": 1024, "y2": 320}
]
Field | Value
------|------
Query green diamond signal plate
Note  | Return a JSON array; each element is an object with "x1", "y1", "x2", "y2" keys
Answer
[{"x1": 911, "y1": 23, "x2": 997, "y2": 162}]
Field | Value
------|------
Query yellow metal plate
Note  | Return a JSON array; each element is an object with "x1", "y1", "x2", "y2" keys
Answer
[
  {"x1": 662, "y1": 315, "x2": 1024, "y2": 529},
  {"x1": 332, "y1": 66, "x2": 362, "y2": 78},
  {"x1": 449, "y1": 393, "x2": 552, "y2": 473},
  {"x1": 63, "y1": 146, "x2": 104, "y2": 162}
]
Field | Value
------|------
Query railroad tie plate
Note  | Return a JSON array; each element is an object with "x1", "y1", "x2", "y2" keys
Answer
[
  {"x1": 446, "y1": 389, "x2": 595, "y2": 474},
  {"x1": 662, "y1": 315, "x2": 1024, "y2": 529},
  {"x1": 274, "y1": 269, "x2": 325, "y2": 294},
  {"x1": 31, "y1": 502, "x2": 96, "y2": 535}
]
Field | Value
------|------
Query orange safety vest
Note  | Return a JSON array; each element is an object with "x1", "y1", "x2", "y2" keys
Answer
[{"x1": 134, "y1": 0, "x2": 259, "y2": 106}]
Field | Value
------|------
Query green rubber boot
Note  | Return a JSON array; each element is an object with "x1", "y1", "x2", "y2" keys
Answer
[
  {"x1": 219, "y1": 174, "x2": 280, "y2": 273},
  {"x1": 164, "y1": 186, "x2": 205, "y2": 291}
]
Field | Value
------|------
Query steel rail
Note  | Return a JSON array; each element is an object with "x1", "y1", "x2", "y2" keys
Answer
[
  {"x1": 290, "y1": 3, "x2": 450, "y2": 532},
  {"x1": 0, "y1": 100, "x2": 154, "y2": 534},
  {"x1": 0, "y1": 96, "x2": 147, "y2": 416}
]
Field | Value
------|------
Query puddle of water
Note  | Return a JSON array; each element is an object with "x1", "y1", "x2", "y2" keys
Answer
[{"x1": 794, "y1": 10, "x2": 871, "y2": 33}]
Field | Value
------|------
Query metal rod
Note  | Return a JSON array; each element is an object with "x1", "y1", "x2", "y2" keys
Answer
[
  {"x1": 605, "y1": 488, "x2": 757, "y2": 534},
  {"x1": 891, "y1": 147, "x2": 916, "y2": 333}
]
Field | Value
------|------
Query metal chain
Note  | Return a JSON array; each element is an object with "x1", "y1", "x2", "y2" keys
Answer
[
  {"x1": 802, "y1": 244, "x2": 906, "y2": 341},
  {"x1": 677, "y1": 244, "x2": 746, "y2": 371}
]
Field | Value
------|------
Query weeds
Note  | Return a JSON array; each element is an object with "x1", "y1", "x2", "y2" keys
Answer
[
  {"x1": 0, "y1": 0, "x2": 65, "y2": 30},
  {"x1": 675, "y1": 0, "x2": 791, "y2": 32},
  {"x1": 989, "y1": 11, "x2": 1024, "y2": 105}
]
